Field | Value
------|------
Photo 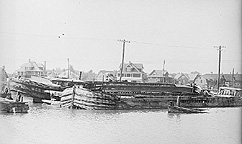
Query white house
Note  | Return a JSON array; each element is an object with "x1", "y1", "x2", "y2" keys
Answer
[
  {"x1": 16, "y1": 59, "x2": 46, "y2": 78},
  {"x1": 117, "y1": 61, "x2": 146, "y2": 83}
]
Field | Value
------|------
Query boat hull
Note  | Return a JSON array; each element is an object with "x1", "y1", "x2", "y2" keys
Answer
[
  {"x1": 60, "y1": 87, "x2": 119, "y2": 110},
  {"x1": 168, "y1": 105, "x2": 207, "y2": 113}
]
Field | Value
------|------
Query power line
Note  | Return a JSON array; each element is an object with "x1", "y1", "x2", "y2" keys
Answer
[{"x1": 131, "y1": 40, "x2": 205, "y2": 50}]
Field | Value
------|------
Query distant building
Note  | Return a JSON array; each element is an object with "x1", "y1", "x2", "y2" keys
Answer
[
  {"x1": 96, "y1": 70, "x2": 117, "y2": 82},
  {"x1": 147, "y1": 70, "x2": 174, "y2": 83},
  {"x1": 174, "y1": 73, "x2": 205, "y2": 87},
  {"x1": 202, "y1": 74, "x2": 242, "y2": 89},
  {"x1": 117, "y1": 61, "x2": 146, "y2": 83},
  {"x1": 174, "y1": 73, "x2": 189, "y2": 85},
  {"x1": 0, "y1": 66, "x2": 8, "y2": 92},
  {"x1": 192, "y1": 74, "x2": 207, "y2": 89},
  {"x1": 16, "y1": 59, "x2": 46, "y2": 78}
]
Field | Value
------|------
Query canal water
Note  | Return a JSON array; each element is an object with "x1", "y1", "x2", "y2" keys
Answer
[{"x1": 0, "y1": 103, "x2": 241, "y2": 144}]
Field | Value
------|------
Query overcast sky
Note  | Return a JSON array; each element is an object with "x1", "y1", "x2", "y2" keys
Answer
[{"x1": 0, "y1": 0, "x2": 241, "y2": 74}]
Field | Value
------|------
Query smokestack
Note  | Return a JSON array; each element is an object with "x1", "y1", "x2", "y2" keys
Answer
[{"x1": 29, "y1": 59, "x2": 31, "y2": 63}]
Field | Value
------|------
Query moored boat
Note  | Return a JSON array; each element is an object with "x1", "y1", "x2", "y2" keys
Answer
[
  {"x1": 167, "y1": 96, "x2": 208, "y2": 113},
  {"x1": 0, "y1": 97, "x2": 29, "y2": 113},
  {"x1": 10, "y1": 77, "x2": 63, "y2": 102},
  {"x1": 168, "y1": 101, "x2": 207, "y2": 113}
]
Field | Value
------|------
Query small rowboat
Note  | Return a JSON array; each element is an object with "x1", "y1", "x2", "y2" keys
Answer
[
  {"x1": 168, "y1": 102, "x2": 207, "y2": 113},
  {"x1": 168, "y1": 96, "x2": 208, "y2": 114},
  {"x1": 0, "y1": 97, "x2": 29, "y2": 113}
]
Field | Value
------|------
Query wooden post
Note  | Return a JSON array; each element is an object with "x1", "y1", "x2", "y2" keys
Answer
[
  {"x1": 118, "y1": 39, "x2": 130, "y2": 82},
  {"x1": 217, "y1": 46, "x2": 221, "y2": 90}
]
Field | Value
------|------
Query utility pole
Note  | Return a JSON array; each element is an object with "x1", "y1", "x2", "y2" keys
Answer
[
  {"x1": 214, "y1": 46, "x2": 225, "y2": 90},
  {"x1": 232, "y1": 68, "x2": 234, "y2": 87},
  {"x1": 163, "y1": 60, "x2": 165, "y2": 83},
  {"x1": 67, "y1": 58, "x2": 69, "y2": 79},
  {"x1": 118, "y1": 39, "x2": 130, "y2": 82}
]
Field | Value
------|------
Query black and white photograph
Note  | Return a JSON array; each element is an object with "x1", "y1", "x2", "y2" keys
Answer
[{"x1": 0, "y1": 0, "x2": 241, "y2": 144}]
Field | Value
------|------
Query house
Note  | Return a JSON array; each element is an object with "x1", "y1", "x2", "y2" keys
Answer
[
  {"x1": 222, "y1": 74, "x2": 242, "y2": 88},
  {"x1": 202, "y1": 73, "x2": 242, "y2": 89},
  {"x1": 174, "y1": 73, "x2": 189, "y2": 85},
  {"x1": 193, "y1": 75, "x2": 207, "y2": 89},
  {"x1": 147, "y1": 70, "x2": 174, "y2": 83},
  {"x1": 16, "y1": 59, "x2": 46, "y2": 78},
  {"x1": 174, "y1": 73, "x2": 206, "y2": 87},
  {"x1": 96, "y1": 70, "x2": 117, "y2": 82},
  {"x1": 117, "y1": 61, "x2": 146, "y2": 83},
  {"x1": 0, "y1": 66, "x2": 8, "y2": 92},
  {"x1": 201, "y1": 74, "x2": 218, "y2": 89}
]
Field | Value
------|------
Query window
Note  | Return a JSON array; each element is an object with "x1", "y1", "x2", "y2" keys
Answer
[
  {"x1": 127, "y1": 74, "x2": 131, "y2": 77},
  {"x1": 133, "y1": 73, "x2": 140, "y2": 77},
  {"x1": 127, "y1": 66, "x2": 132, "y2": 72}
]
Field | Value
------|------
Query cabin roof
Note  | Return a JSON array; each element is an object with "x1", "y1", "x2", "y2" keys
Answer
[{"x1": 219, "y1": 87, "x2": 242, "y2": 91}]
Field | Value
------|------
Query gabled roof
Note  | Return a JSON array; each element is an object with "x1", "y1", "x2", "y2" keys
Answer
[
  {"x1": 185, "y1": 73, "x2": 199, "y2": 81},
  {"x1": 222, "y1": 74, "x2": 242, "y2": 81},
  {"x1": 97, "y1": 70, "x2": 116, "y2": 75},
  {"x1": 148, "y1": 70, "x2": 168, "y2": 78},
  {"x1": 18, "y1": 61, "x2": 44, "y2": 72},
  {"x1": 202, "y1": 74, "x2": 242, "y2": 81},
  {"x1": 174, "y1": 73, "x2": 187, "y2": 79},
  {"x1": 119, "y1": 61, "x2": 144, "y2": 72}
]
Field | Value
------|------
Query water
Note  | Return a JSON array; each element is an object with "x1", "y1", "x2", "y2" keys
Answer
[{"x1": 0, "y1": 104, "x2": 241, "y2": 144}]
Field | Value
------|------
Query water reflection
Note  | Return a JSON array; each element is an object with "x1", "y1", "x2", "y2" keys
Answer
[
  {"x1": 1, "y1": 103, "x2": 241, "y2": 144},
  {"x1": 167, "y1": 113, "x2": 181, "y2": 119}
]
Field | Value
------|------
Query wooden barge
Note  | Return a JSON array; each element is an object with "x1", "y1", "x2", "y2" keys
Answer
[{"x1": 33, "y1": 78, "x2": 242, "y2": 110}]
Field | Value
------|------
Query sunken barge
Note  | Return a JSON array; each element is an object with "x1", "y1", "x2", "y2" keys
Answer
[{"x1": 60, "y1": 81, "x2": 242, "y2": 110}]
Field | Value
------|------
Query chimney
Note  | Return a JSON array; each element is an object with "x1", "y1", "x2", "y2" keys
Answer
[{"x1": 29, "y1": 59, "x2": 31, "y2": 63}]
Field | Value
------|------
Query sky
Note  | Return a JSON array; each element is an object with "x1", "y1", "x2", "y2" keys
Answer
[{"x1": 0, "y1": 0, "x2": 241, "y2": 74}]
